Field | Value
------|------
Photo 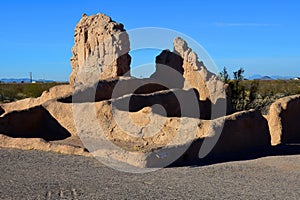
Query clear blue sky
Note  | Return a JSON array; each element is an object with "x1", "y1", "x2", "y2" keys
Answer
[{"x1": 0, "y1": 0, "x2": 299, "y2": 81}]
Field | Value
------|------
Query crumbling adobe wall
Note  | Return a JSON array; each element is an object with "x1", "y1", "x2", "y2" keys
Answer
[
  {"x1": 2, "y1": 13, "x2": 300, "y2": 168},
  {"x1": 70, "y1": 13, "x2": 131, "y2": 85},
  {"x1": 267, "y1": 95, "x2": 300, "y2": 145}
]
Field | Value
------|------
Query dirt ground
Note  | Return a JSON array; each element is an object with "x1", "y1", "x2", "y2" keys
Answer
[{"x1": 0, "y1": 148, "x2": 299, "y2": 199}]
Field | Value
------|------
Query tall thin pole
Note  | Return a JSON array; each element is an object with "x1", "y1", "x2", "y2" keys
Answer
[{"x1": 30, "y1": 72, "x2": 32, "y2": 83}]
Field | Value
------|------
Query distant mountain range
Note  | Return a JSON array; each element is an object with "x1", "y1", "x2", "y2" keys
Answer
[
  {"x1": 248, "y1": 74, "x2": 297, "y2": 80},
  {"x1": 0, "y1": 78, "x2": 55, "y2": 83}
]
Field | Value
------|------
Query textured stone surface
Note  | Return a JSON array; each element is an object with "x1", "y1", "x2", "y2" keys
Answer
[
  {"x1": 1, "y1": 84, "x2": 73, "y2": 114},
  {"x1": 153, "y1": 37, "x2": 231, "y2": 115},
  {"x1": 112, "y1": 88, "x2": 211, "y2": 119},
  {"x1": 0, "y1": 135, "x2": 88, "y2": 156},
  {"x1": 61, "y1": 77, "x2": 169, "y2": 103},
  {"x1": 40, "y1": 84, "x2": 73, "y2": 101},
  {"x1": 74, "y1": 100, "x2": 198, "y2": 153},
  {"x1": 267, "y1": 95, "x2": 300, "y2": 145},
  {"x1": 151, "y1": 37, "x2": 232, "y2": 115},
  {"x1": 207, "y1": 109, "x2": 271, "y2": 154},
  {"x1": 70, "y1": 13, "x2": 131, "y2": 85},
  {"x1": 1, "y1": 12, "x2": 293, "y2": 168},
  {"x1": 173, "y1": 37, "x2": 226, "y2": 104},
  {"x1": 150, "y1": 50, "x2": 185, "y2": 89},
  {"x1": 72, "y1": 100, "x2": 271, "y2": 167},
  {"x1": 43, "y1": 100, "x2": 77, "y2": 137}
]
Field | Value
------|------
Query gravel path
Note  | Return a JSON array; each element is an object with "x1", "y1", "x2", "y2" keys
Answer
[{"x1": 0, "y1": 148, "x2": 299, "y2": 199}]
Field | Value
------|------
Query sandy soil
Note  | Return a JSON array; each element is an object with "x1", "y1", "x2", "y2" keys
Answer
[{"x1": 0, "y1": 148, "x2": 299, "y2": 199}]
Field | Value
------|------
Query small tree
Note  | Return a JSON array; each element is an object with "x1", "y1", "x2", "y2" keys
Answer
[
  {"x1": 229, "y1": 68, "x2": 260, "y2": 111},
  {"x1": 233, "y1": 68, "x2": 244, "y2": 81},
  {"x1": 219, "y1": 67, "x2": 230, "y2": 83},
  {"x1": 229, "y1": 68, "x2": 246, "y2": 110},
  {"x1": 219, "y1": 67, "x2": 261, "y2": 111}
]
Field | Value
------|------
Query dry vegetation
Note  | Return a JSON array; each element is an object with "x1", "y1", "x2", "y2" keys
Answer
[
  {"x1": 0, "y1": 82, "x2": 68, "y2": 103},
  {"x1": 236, "y1": 79, "x2": 300, "y2": 113},
  {"x1": 218, "y1": 67, "x2": 300, "y2": 113}
]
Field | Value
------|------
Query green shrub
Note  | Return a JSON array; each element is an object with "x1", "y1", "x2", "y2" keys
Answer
[{"x1": 219, "y1": 67, "x2": 300, "y2": 112}]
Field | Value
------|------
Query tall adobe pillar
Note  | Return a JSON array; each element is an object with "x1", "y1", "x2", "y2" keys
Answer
[{"x1": 70, "y1": 13, "x2": 131, "y2": 85}]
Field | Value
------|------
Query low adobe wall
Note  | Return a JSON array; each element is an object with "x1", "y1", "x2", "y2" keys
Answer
[{"x1": 267, "y1": 95, "x2": 300, "y2": 145}]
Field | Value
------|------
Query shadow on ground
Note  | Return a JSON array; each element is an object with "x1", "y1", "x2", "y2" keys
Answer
[
  {"x1": 0, "y1": 106, "x2": 71, "y2": 141},
  {"x1": 169, "y1": 143, "x2": 300, "y2": 168}
]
